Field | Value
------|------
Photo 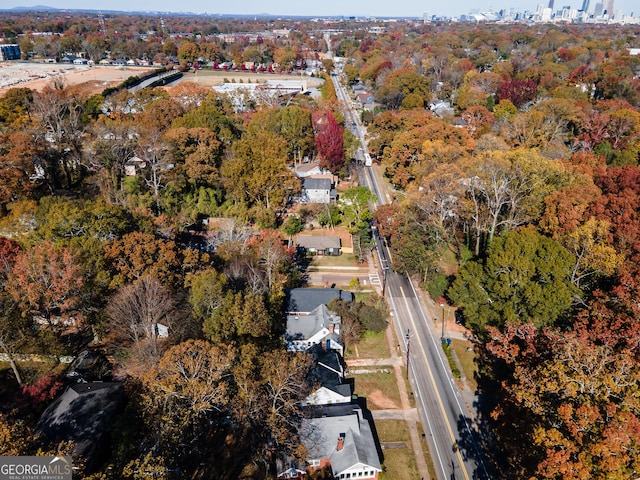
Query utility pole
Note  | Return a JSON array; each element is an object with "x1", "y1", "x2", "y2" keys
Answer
[
  {"x1": 381, "y1": 258, "x2": 389, "y2": 296},
  {"x1": 405, "y1": 329, "x2": 411, "y2": 375},
  {"x1": 440, "y1": 302, "x2": 446, "y2": 341}
]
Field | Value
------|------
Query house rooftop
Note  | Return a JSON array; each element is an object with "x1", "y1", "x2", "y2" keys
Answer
[
  {"x1": 286, "y1": 304, "x2": 341, "y2": 340},
  {"x1": 37, "y1": 382, "x2": 124, "y2": 471},
  {"x1": 302, "y1": 177, "x2": 332, "y2": 190},
  {"x1": 286, "y1": 288, "x2": 353, "y2": 314},
  {"x1": 302, "y1": 404, "x2": 381, "y2": 476},
  {"x1": 295, "y1": 160, "x2": 324, "y2": 175},
  {"x1": 307, "y1": 344, "x2": 351, "y2": 397},
  {"x1": 296, "y1": 235, "x2": 341, "y2": 250}
]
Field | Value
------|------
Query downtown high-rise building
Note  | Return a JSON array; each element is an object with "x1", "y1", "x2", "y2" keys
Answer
[
  {"x1": 580, "y1": 0, "x2": 590, "y2": 12},
  {"x1": 603, "y1": 0, "x2": 614, "y2": 15}
]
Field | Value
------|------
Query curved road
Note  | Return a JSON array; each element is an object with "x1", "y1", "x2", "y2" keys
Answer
[{"x1": 329, "y1": 68, "x2": 491, "y2": 480}]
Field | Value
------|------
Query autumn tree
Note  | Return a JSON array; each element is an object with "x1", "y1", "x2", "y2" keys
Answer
[
  {"x1": 314, "y1": 110, "x2": 345, "y2": 174},
  {"x1": 221, "y1": 130, "x2": 299, "y2": 213},
  {"x1": 186, "y1": 268, "x2": 229, "y2": 324},
  {"x1": 32, "y1": 83, "x2": 88, "y2": 189},
  {"x1": 487, "y1": 322, "x2": 640, "y2": 479},
  {"x1": 164, "y1": 127, "x2": 222, "y2": 188},
  {"x1": 498, "y1": 78, "x2": 538, "y2": 108},
  {"x1": 204, "y1": 290, "x2": 275, "y2": 344},
  {"x1": 339, "y1": 186, "x2": 376, "y2": 240},
  {"x1": 140, "y1": 339, "x2": 235, "y2": 463},
  {"x1": 104, "y1": 232, "x2": 181, "y2": 288},
  {"x1": 6, "y1": 240, "x2": 84, "y2": 329},
  {"x1": 459, "y1": 148, "x2": 567, "y2": 255},
  {"x1": 280, "y1": 105, "x2": 315, "y2": 164}
]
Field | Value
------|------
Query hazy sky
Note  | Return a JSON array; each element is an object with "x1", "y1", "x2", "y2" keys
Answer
[{"x1": 3, "y1": 0, "x2": 637, "y2": 18}]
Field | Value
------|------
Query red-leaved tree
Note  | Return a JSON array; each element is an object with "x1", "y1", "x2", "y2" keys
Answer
[
  {"x1": 314, "y1": 110, "x2": 345, "y2": 174},
  {"x1": 498, "y1": 78, "x2": 537, "y2": 108}
]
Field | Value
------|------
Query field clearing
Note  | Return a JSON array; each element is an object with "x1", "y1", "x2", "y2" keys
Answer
[
  {"x1": 0, "y1": 62, "x2": 151, "y2": 95},
  {"x1": 177, "y1": 69, "x2": 324, "y2": 88},
  {"x1": 0, "y1": 62, "x2": 324, "y2": 97}
]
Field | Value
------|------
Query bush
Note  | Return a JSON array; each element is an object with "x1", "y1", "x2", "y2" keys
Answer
[{"x1": 425, "y1": 272, "x2": 450, "y2": 301}]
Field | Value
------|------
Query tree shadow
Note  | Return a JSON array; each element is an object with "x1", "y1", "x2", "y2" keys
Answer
[{"x1": 453, "y1": 350, "x2": 511, "y2": 480}]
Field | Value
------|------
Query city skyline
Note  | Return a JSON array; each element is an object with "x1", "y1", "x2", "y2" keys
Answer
[{"x1": 1, "y1": 0, "x2": 637, "y2": 18}]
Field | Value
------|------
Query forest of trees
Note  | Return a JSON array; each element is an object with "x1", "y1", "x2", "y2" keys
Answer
[{"x1": 0, "y1": 9, "x2": 640, "y2": 479}]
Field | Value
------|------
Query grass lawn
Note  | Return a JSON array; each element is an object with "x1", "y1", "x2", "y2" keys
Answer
[
  {"x1": 417, "y1": 423, "x2": 438, "y2": 479},
  {"x1": 308, "y1": 254, "x2": 363, "y2": 268},
  {"x1": 375, "y1": 419, "x2": 410, "y2": 442},
  {"x1": 451, "y1": 338, "x2": 478, "y2": 392},
  {"x1": 351, "y1": 368, "x2": 401, "y2": 409},
  {"x1": 354, "y1": 291, "x2": 374, "y2": 303},
  {"x1": 376, "y1": 420, "x2": 419, "y2": 480},
  {"x1": 346, "y1": 329, "x2": 390, "y2": 360},
  {"x1": 380, "y1": 447, "x2": 420, "y2": 480}
]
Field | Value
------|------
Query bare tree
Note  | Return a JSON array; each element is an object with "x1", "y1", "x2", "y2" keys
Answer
[
  {"x1": 0, "y1": 314, "x2": 25, "y2": 387},
  {"x1": 107, "y1": 276, "x2": 176, "y2": 359}
]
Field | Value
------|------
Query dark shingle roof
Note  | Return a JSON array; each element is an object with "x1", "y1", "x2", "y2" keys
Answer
[
  {"x1": 286, "y1": 288, "x2": 353, "y2": 314},
  {"x1": 37, "y1": 382, "x2": 124, "y2": 470},
  {"x1": 303, "y1": 177, "x2": 332, "y2": 190}
]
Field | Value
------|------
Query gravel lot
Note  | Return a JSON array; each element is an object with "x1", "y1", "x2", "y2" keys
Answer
[{"x1": 0, "y1": 62, "x2": 150, "y2": 95}]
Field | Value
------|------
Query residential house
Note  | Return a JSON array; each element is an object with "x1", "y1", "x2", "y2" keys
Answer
[
  {"x1": 286, "y1": 288, "x2": 353, "y2": 316},
  {"x1": 37, "y1": 382, "x2": 124, "y2": 473},
  {"x1": 277, "y1": 465, "x2": 306, "y2": 479},
  {"x1": 294, "y1": 160, "x2": 328, "y2": 178},
  {"x1": 296, "y1": 235, "x2": 341, "y2": 256},
  {"x1": 303, "y1": 343, "x2": 352, "y2": 407},
  {"x1": 285, "y1": 304, "x2": 343, "y2": 356},
  {"x1": 301, "y1": 404, "x2": 382, "y2": 479},
  {"x1": 430, "y1": 100, "x2": 455, "y2": 118},
  {"x1": 124, "y1": 156, "x2": 146, "y2": 176},
  {"x1": 300, "y1": 177, "x2": 335, "y2": 204}
]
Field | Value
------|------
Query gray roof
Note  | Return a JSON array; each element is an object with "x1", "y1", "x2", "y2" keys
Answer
[
  {"x1": 302, "y1": 404, "x2": 381, "y2": 475},
  {"x1": 303, "y1": 177, "x2": 332, "y2": 190},
  {"x1": 286, "y1": 288, "x2": 353, "y2": 314},
  {"x1": 307, "y1": 344, "x2": 352, "y2": 397},
  {"x1": 296, "y1": 235, "x2": 341, "y2": 250},
  {"x1": 286, "y1": 304, "x2": 341, "y2": 340},
  {"x1": 37, "y1": 382, "x2": 124, "y2": 469}
]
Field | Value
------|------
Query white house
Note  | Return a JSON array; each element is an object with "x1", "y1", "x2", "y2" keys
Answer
[
  {"x1": 301, "y1": 177, "x2": 334, "y2": 204},
  {"x1": 301, "y1": 404, "x2": 382, "y2": 479},
  {"x1": 285, "y1": 304, "x2": 343, "y2": 356}
]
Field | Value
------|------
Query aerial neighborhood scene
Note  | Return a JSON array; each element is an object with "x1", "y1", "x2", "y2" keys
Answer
[{"x1": 0, "y1": 0, "x2": 640, "y2": 478}]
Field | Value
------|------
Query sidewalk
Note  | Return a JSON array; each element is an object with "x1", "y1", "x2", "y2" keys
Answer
[{"x1": 347, "y1": 325, "x2": 431, "y2": 480}]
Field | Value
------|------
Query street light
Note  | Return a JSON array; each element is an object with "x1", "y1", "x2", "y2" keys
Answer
[{"x1": 440, "y1": 303, "x2": 446, "y2": 341}]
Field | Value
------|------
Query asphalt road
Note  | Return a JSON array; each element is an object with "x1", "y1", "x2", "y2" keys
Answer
[{"x1": 330, "y1": 69, "x2": 491, "y2": 480}]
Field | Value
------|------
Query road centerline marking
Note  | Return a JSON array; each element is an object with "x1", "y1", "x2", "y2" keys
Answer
[{"x1": 400, "y1": 285, "x2": 471, "y2": 480}]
